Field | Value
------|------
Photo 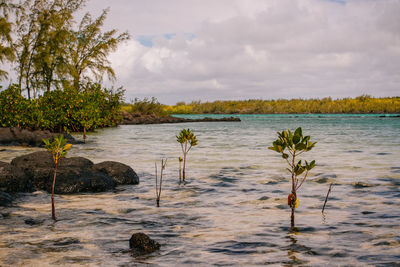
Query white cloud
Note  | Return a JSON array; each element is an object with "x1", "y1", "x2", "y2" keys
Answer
[
  {"x1": 82, "y1": 0, "x2": 400, "y2": 103},
  {"x1": 5, "y1": 0, "x2": 399, "y2": 104}
]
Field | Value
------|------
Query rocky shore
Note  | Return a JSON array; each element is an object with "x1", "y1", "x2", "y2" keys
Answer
[
  {"x1": 0, "y1": 127, "x2": 81, "y2": 147},
  {"x1": 0, "y1": 151, "x2": 139, "y2": 206},
  {"x1": 121, "y1": 111, "x2": 241, "y2": 125}
]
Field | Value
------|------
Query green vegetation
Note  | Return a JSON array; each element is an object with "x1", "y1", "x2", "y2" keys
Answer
[
  {"x1": 176, "y1": 129, "x2": 198, "y2": 182},
  {"x1": 0, "y1": 0, "x2": 15, "y2": 80},
  {"x1": 0, "y1": 83, "x2": 123, "y2": 133},
  {"x1": 43, "y1": 135, "x2": 71, "y2": 221},
  {"x1": 0, "y1": 0, "x2": 128, "y2": 134},
  {"x1": 125, "y1": 97, "x2": 168, "y2": 116},
  {"x1": 269, "y1": 127, "x2": 316, "y2": 229},
  {"x1": 165, "y1": 96, "x2": 400, "y2": 114}
]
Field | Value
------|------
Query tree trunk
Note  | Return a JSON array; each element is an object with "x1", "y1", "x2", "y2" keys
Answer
[
  {"x1": 182, "y1": 154, "x2": 186, "y2": 182},
  {"x1": 290, "y1": 206, "x2": 295, "y2": 230},
  {"x1": 51, "y1": 163, "x2": 58, "y2": 221},
  {"x1": 83, "y1": 126, "x2": 86, "y2": 143}
]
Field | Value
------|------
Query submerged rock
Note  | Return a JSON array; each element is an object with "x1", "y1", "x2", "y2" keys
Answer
[
  {"x1": 0, "y1": 191, "x2": 14, "y2": 206},
  {"x1": 24, "y1": 218, "x2": 45, "y2": 226},
  {"x1": 129, "y1": 233, "x2": 160, "y2": 255},
  {"x1": 0, "y1": 161, "x2": 33, "y2": 192},
  {"x1": 93, "y1": 161, "x2": 139, "y2": 185}
]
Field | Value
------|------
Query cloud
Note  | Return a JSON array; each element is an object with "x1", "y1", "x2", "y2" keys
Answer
[{"x1": 6, "y1": 0, "x2": 398, "y2": 104}]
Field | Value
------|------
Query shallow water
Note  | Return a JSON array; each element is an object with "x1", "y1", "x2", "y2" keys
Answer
[{"x1": 1, "y1": 114, "x2": 400, "y2": 266}]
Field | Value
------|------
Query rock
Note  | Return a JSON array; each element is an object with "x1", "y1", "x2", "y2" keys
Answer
[
  {"x1": 0, "y1": 161, "x2": 33, "y2": 192},
  {"x1": 129, "y1": 233, "x2": 160, "y2": 254},
  {"x1": 120, "y1": 112, "x2": 240, "y2": 125},
  {"x1": 0, "y1": 127, "x2": 81, "y2": 147},
  {"x1": 93, "y1": 161, "x2": 139, "y2": 185},
  {"x1": 24, "y1": 218, "x2": 44, "y2": 226},
  {"x1": 50, "y1": 168, "x2": 114, "y2": 194},
  {"x1": 11, "y1": 151, "x2": 115, "y2": 193},
  {"x1": 0, "y1": 191, "x2": 14, "y2": 206}
]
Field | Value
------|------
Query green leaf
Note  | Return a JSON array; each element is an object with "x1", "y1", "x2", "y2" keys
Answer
[
  {"x1": 294, "y1": 127, "x2": 302, "y2": 138},
  {"x1": 295, "y1": 143, "x2": 306, "y2": 150},
  {"x1": 310, "y1": 160, "x2": 316, "y2": 169},
  {"x1": 295, "y1": 166, "x2": 305, "y2": 176},
  {"x1": 282, "y1": 153, "x2": 289, "y2": 159}
]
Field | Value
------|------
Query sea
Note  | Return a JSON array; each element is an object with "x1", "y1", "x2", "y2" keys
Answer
[{"x1": 0, "y1": 114, "x2": 399, "y2": 266}]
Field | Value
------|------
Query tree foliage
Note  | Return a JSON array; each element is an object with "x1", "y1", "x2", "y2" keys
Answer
[
  {"x1": 66, "y1": 8, "x2": 129, "y2": 91},
  {"x1": 0, "y1": 83, "x2": 124, "y2": 132},
  {"x1": 126, "y1": 97, "x2": 168, "y2": 116},
  {"x1": 5, "y1": 0, "x2": 128, "y2": 99},
  {"x1": 0, "y1": 0, "x2": 16, "y2": 80}
]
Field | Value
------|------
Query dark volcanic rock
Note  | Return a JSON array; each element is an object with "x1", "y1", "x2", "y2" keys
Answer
[
  {"x1": 93, "y1": 161, "x2": 139, "y2": 185},
  {"x1": 0, "y1": 161, "x2": 33, "y2": 192},
  {"x1": 50, "y1": 168, "x2": 115, "y2": 194},
  {"x1": 121, "y1": 112, "x2": 240, "y2": 125},
  {"x1": 129, "y1": 233, "x2": 160, "y2": 254},
  {"x1": 0, "y1": 191, "x2": 14, "y2": 206},
  {"x1": 0, "y1": 127, "x2": 81, "y2": 147},
  {"x1": 11, "y1": 151, "x2": 114, "y2": 193},
  {"x1": 24, "y1": 218, "x2": 44, "y2": 226}
]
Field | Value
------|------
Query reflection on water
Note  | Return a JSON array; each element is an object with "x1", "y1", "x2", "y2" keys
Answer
[{"x1": 1, "y1": 114, "x2": 400, "y2": 266}]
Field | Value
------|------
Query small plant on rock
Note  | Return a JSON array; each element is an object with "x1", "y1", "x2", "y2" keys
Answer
[
  {"x1": 176, "y1": 128, "x2": 198, "y2": 182},
  {"x1": 43, "y1": 135, "x2": 71, "y2": 221},
  {"x1": 269, "y1": 127, "x2": 316, "y2": 229}
]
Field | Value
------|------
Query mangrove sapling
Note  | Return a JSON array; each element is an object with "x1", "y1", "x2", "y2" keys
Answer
[
  {"x1": 176, "y1": 128, "x2": 198, "y2": 182},
  {"x1": 43, "y1": 135, "x2": 72, "y2": 221},
  {"x1": 155, "y1": 159, "x2": 167, "y2": 207},
  {"x1": 269, "y1": 127, "x2": 316, "y2": 229}
]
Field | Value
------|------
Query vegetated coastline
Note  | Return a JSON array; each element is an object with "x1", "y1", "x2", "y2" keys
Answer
[{"x1": 163, "y1": 95, "x2": 400, "y2": 114}]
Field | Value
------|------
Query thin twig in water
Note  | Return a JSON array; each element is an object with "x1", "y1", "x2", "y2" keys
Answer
[
  {"x1": 155, "y1": 159, "x2": 167, "y2": 207},
  {"x1": 322, "y1": 183, "x2": 333, "y2": 213}
]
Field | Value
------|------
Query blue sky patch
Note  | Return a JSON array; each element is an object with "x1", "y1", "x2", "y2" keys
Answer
[{"x1": 137, "y1": 33, "x2": 196, "y2": 47}]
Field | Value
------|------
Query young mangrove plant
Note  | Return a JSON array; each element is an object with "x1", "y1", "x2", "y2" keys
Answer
[
  {"x1": 176, "y1": 128, "x2": 198, "y2": 182},
  {"x1": 155, "y1": 159, "x2": 167, "y2": 207},
  {"x1": 269, "y1": 127, "x2": 316, "y2": 229},
  {"x1": 43, "y1": 135, "x2": 72, "y2": 221}
]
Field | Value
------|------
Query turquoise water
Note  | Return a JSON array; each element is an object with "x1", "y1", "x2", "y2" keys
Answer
[{"x1": 1, "y1": 114, "x2": 400, "y2": 266}]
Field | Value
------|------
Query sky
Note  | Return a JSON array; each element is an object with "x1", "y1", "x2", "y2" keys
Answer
[{"x1": 6, "y1": 0, "x2": 400, "y2": 104}]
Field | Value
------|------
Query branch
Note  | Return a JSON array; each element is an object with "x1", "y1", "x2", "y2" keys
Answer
[
  {"x1": 322, "y1": 183, "x2": 333, "y2": 213},
  {"x1": 296, "y1": 170, "x2": 309, "y2": 191}
]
